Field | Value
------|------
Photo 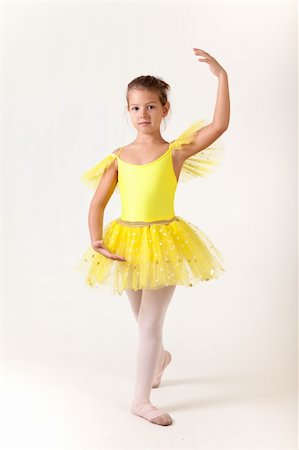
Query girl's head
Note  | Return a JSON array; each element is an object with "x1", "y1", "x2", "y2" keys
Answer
[{"x1": 126, "y1": 75, "x2": 171, "y2": 133}]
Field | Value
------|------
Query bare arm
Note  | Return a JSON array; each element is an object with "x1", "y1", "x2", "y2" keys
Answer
[
  {"x1": 212, "y1": 71, "x2": 230, "y2": 131},
  {"x1": 88, "y1": 159, "x2": 118, "y2": 244},
  {"x1": 88, "y1": 205, "x2": 105, "y2": 244},
  {"x1": 175, "y1": 49, "x2": 230, "y2": 161},
  {"x1": 88, "y1": 155, "x2": 126, "y2": 261}
]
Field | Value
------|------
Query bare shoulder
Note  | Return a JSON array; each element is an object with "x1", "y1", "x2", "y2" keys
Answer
[{"x1": 112, "y1": 147, "x2": 122, "y2": 170}]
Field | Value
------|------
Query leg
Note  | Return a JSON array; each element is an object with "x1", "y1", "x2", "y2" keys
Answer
[
  {"x1": 126, "y1": 288, "x2": 166, "y2": 366},
  {"x1": 125, "y1": 289, "x2": 142, "y2": 321},
  {"x1": 131, "y1": 285, "x2": 176, "y2": 425}
]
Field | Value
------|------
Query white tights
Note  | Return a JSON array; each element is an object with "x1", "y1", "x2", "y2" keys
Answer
[{"x1": 126, "y1": 285, "x2": 176, "y2": 405}]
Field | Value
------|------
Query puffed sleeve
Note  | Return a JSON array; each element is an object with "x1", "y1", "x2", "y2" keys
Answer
[
  {"x1": 80, "y1": 153, "x2": 119, "y2": 191},
  {"x1": 169, "y1": 119, "x2": 226, "y2": 182}
]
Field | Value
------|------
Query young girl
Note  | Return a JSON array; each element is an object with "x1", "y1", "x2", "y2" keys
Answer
[{"x1": 75, "y1": 48, "x2": 230, "y2": 426}]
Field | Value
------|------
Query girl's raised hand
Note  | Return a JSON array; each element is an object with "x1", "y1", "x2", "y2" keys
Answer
[
  {"x1": 92, "y1": 239, "x2": 127, "y2": 261},
  {"x1": 193, "y1": 48, "x2": 226, "y2": 78}
]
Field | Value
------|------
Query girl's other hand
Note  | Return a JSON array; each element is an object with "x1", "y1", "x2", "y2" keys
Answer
[
  {"x1": 193, "y1": 48, "x2": 226, "y2": 78},
  {"x1": 92, "y1": 240, "x2": 127, "y2": 261}
]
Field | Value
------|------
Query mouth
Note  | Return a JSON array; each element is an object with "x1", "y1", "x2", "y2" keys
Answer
[{"x1": 139, "y1": 122, "x2": 151, "y2": 125}]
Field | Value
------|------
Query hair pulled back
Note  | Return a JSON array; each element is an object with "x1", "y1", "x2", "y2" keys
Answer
[{"x1": 126, "y1": 75, "x2": 171, "y2": 108}]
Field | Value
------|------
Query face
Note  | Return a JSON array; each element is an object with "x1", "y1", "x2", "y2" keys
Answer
[{"x1": 127, "y1": 89, "x2": 169, "y2": 133}]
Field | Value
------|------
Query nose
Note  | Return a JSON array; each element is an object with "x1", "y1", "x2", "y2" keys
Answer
[{"x1": 139, "y1": 108, "x2": 150, "y2": 117}]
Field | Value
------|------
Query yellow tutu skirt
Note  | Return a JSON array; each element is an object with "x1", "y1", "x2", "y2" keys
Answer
[{"x1": 74, "y1": 215, "x2": 225, "y2": 296}]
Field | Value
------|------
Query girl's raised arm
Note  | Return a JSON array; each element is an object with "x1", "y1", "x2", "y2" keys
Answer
[{"x1": 173, "y1": 49, "x2": 230, "y2": 161}]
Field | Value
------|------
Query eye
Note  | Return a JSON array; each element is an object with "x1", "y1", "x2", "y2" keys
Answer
[{"x1": 131, "y1": 105, "x2": 155, "y2": 111}]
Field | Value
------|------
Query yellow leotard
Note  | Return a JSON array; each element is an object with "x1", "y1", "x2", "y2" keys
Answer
[
  {"x1": 116, "y1": 144, "x2": 177, "y2": 222},
  {"x1": 75, "y1": 119, "x2": 226, "y2": 295}
]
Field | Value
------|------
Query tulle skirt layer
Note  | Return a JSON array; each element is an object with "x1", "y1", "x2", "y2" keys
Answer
[{"x1": 74, "y1": 216, "x2": 225, "y2": 296}]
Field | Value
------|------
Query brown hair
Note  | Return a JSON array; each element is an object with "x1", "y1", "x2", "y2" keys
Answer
[{"x1": 126, "y1": 75, "x2": 171, "y2": 109}]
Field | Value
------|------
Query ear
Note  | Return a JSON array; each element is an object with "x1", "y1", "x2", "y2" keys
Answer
[{"x1": 163, "y1": 101, "x2": 170, "y2": 116}]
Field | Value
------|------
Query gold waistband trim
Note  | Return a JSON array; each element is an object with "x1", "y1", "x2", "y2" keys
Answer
[{"x1": 117, "y1": 216, "x2": 179, "y2": 227}]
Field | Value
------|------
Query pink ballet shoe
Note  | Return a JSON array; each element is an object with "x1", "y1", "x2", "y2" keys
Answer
[
  {"x1": 131, "y1": 401, "x2": 173, "y2": 426},
  {"x1": 152, "y1": 350, "x2": 172, "y2": 388}
]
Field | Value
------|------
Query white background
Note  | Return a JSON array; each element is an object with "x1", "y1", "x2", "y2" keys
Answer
[{"x1": 1, "y1": 1, "x2": 297, "y2": 449}]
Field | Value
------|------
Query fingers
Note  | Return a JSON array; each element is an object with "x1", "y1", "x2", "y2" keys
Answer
[
  {"x1": 104, "y1": 248, "x2": 126, "y2": 260},
  {"x1": 193, "y1": 48, "x2": 210, "y2": 55},
  {"x1": 112, "y1": 254, "x2": 126, "y2": 261},
  {"x1": 105, "y1": 251, "x2": 126, "y2": 261},
  {"x1": 92, "y1": 241, "x2": 126, "y2": 261},
  {"x1": 93, "y1": 248, "x2": 126, "y2": 261},
  {"x1": 193, "y1": 48, "x2": 212, "y2": 61},
  {"x1": 102, "y1": 251, "x2": 126, "y2": 261}
]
